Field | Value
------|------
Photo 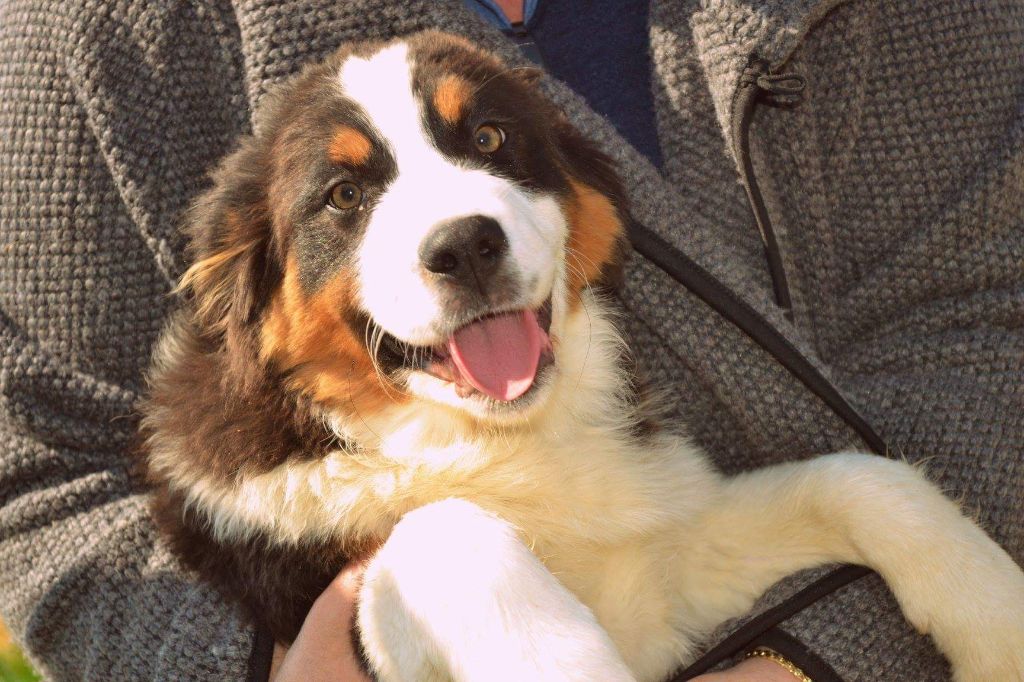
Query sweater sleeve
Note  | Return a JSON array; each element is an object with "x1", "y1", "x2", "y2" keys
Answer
[
  {"x1": 0, "y1": 0, "x2": 260, "y2": 679},
  {"x1": 0, "y1": 335, "x2": 257, "y2": 681}
]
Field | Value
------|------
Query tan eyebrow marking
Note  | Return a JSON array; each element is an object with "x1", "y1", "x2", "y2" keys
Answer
[
  {"x1": 433, "y1": 74, "x2": 472, "y2": 124},
  {"x1": 328, "y1": 125, "x2": 372, "y2": 165}
]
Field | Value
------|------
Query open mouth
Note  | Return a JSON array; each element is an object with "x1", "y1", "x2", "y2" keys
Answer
[
  {"x1": 428, "y1": 300, "x2": 554, "y2": 402},
  {"x1": 383, "y1": 300, "x2": 554, "y2": 403}
]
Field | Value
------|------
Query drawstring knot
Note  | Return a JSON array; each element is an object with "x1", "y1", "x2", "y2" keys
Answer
[{"x1": 756, "y1": 72, "x2": 806, "y2": 106}]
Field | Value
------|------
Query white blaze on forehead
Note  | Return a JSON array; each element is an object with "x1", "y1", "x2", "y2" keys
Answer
[
  {"x1": 339, "y1": 43, "x2": 424, "y2": 167},
  {"x1": 339, "y1": 43, "x2": 566, "y2": 346}
]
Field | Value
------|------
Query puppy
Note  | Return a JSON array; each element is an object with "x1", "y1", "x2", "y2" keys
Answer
[{"x1": 140, "y1": 31, "x2": 1024, "y2": 681}]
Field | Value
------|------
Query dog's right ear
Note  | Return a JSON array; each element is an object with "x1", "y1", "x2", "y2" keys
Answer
[
  {"x1": 553, "y1": 118, "x2": 632, "y2": 294},
  {"x1": 178, "y1": 139, "x2": 281, "y2": 367}
]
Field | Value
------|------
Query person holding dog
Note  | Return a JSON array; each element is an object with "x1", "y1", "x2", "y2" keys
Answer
[{"x1": 1, "y1": 0, "x2": 1021, "y2": 680}]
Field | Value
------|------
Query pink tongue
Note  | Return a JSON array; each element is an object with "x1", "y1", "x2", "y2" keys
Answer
[{"x1": 447, "y1": 310, "x2": 544, "y2": 401}]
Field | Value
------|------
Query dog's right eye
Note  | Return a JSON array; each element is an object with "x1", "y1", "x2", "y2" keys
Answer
[
  {"x1": 473, "y1": 124, "x2": 505, "y2": 154},
  {"x1": 328, "y1": 182, "x2": 363, "y2": 210}
]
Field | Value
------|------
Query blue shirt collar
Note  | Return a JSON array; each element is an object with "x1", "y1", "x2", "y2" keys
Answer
[{"x1": 464, "y1": 0, "x2": 540, "y2": 30}]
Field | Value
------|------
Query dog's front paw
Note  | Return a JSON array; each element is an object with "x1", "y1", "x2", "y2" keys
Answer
[{"x1": 357, "y1": 499, "x2": 636, "y2": 682}]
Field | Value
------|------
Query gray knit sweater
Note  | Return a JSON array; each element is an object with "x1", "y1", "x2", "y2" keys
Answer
[{"x1": 1, "y1": 1, "x2": 1021, "y2": 680}]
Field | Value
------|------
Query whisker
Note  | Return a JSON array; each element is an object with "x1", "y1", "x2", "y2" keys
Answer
[
  {"x1": 467, "y1": 65, "x2": 538, "y2": 99},
  {"x1": 564, "y1": 249, "x2": 593, "y2": 291},
  {"x1": 364, "y1": 319, "x2": 401, "y2": 401},
  {"x1": 566, "y1": 246, "x2": 602, "y2": 288},
  {"x1": 345, "y1": 375, "x2": 383, "y2": 443},
  {"x1": 573, "y1": 288, "x2": 594, "y2": 395}
]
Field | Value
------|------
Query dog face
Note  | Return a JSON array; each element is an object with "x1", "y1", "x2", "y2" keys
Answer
[{"x1": 181, "y1": 32, "x2": 628, "y2": 424}]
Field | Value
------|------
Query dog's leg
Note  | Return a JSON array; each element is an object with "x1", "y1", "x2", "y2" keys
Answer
[
  {"x1": 357, "y1": 498, "x2": 636, "y2": 682},
  {"x1": 690, "y1": 452, "x2": 1024, "y2": 681}
]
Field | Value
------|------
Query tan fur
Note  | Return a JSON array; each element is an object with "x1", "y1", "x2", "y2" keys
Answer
[
  {"x1": 433, "y1": 75, "x2": 472, "y2": 124},
  {"x1": 158, "y1": 288, "x2": 1024, "y2": 681},
  {"x1": 564, "y1": 179, "x2": 624, "y2": 299},
  {"x1": 327, "y1": 125, "x2": 372, "y2": 166},
  {"x1": 177, "y1": 210, "x2": 260, "y2": 329},
  {"x1": 151, "y1": 34, "x2": 1024, "y2": 682},
  {"x1": 260, "y1": 254, "x2": 401, "y2": 415}
]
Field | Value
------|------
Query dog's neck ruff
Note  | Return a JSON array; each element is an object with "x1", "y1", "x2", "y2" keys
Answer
[{"x1": 153, "y1": 292, "x2": 704, "y2": 554}]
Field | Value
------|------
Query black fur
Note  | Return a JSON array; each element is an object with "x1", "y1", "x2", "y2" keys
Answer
[
  {"x1": 151, "y1": 487, "x2": 353, "y2": 643},
  {"x1": 140, "y1": 30, "x2": 634, "y2": 650}
]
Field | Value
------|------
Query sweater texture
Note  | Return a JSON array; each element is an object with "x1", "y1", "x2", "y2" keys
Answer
[{"x1": 0, "y1": 0, "x2": 1021, "y2": 680}]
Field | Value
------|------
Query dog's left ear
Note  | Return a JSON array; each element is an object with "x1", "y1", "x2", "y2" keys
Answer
[
  {"x1": 554, "y1": 119, "x2": 632, "y2": 293},
  {"x1": 177, "y1": 138, "x2": 281, "y2": 378}
]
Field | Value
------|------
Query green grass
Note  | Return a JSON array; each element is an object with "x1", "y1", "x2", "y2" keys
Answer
[
  {"x1": 0, "y1": 622, "x2": 40, "y2": 682},
  {"x1": 0, "y1": 647, "x2": 39, "y2": 682}
]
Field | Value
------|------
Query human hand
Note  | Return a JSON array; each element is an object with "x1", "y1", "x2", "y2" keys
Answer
[
  {"x1": 690, "y1": 654, "x2": 803, "y2": 681},
  {"x1": 269, "y1": 562, "x2": 370, "y2": 682},
  {"x1": 268, "y1": 560, "x2": 801, "y2": 682}
]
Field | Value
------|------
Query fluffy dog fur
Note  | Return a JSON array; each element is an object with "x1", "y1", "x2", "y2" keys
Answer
[{"x1": 140, "y1": 31, "x2": 1024, "y2": 681}]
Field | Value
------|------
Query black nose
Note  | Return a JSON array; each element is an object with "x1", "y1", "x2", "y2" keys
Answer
[{"x1": 419, "y1": 215, "x2": 509, "y2": 288}]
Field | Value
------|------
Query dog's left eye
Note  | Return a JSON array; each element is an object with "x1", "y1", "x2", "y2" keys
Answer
[
  {"x1": 328, "y1": 182, "x2": 362, "y2": 210},
  {"x1": 473, "y1": 124, "x2": 505, "y2": 154}
]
